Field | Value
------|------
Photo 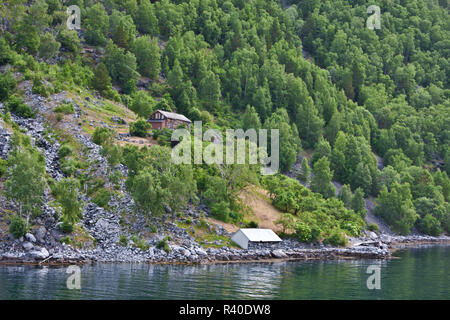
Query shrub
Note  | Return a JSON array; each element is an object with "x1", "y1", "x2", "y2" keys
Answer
[
  {"x1": 341, "y1": 221, "x2": 362, "y2": 237},
  {"x1": 7, "y1": 96, "x2": 34, "y2": 118},
  {"x1": 57, "y1": 28, "x2": 81, "y2": 54},
  {"x1": 53, "y1": 178, "x2": 82, "y2": 231},
  {"x1": 198, "y1": 218, "x2": 208, "y2": 229},
  {"x1": 310, "y1": 226, "x2": 322, "y2": 243},
  {"x1": 92, "y1": 127, "x2": 114, "y2": 145},
  {"x1": 60, "y1": 158, "x2": 81, "y2": 176},
  {"x1": 119, "y1": 234, "x2": 128, "y2": 246},
  {"x1": 103, "y1": 87, "x2": 122, "y2": 102},
  {"x1": 86, "y1": 177, "x2": 105, "y2": 195},
  {"x1": 152, "y1": 128, "x2": 172, "y2": 146},
  {"x1": 246, "y1": 220, "x2": 259, "y2": 228},
  {"x1": 130, "y1": 234, "x2": 149, "y2": 250},
  {"x1": 211, "y1": 201, "x2": 231, "y2": 223},
  {"x1": 9, "y1": 216, "x2": 27, "y2": 239},
  {"x1": 367, "y1": 223, "x2": 380, "y2": 232},
  {"x1": 32, "y1": 77, "x2": 52, "y2": 97},
  {"x1": 129, "y1": 119, "x2": 150, "y2": 137},
  {"x1": 38, "y1": 32, "x2": 60, "y2": 59},
  {"x1": 3, "y1": 111, "x2": 11, "y2": 124},
  {"x1": 156, "y1": 127, "x2": 173, "y2": 146},
  {"x1": 54, "y1": 103, "x2": 75, "y2": 114},
  {"x1": 0, "y1": 158, "x2": 7, "y2": 177},
  {"x1": 60, "y1": 220, "x2": 74, "y2": 233},
  {"x1": 102, "y1": 143, "x2": 122, "y2": 167},
  {"x1": 92, "y1": 188, "x2": 111, "y2": 208},
  {"x1": 152, "y1": 129, "x2": 161, "y2": 139},
  {"x1": 156, "y1": 238, "x2": 171, "y2": 253},
  {"x1": 0, "y1": 71, "x2": 17, "y2": 101},
  {"x1": 130, "y1": 90, "x2": 154, "y2": 118},
  {"x1": 31, "y1": 206, "x2": 42, "y2": 218},
  {"x1": 189, "y1": 107, "x2": 201, "y2": 121},
  {"x1": 109, "y1": 170, "x2": 123, "y2": 189},
  {"x1": 374, "y1": 183, "x2": 417, "y2": 235},
  {"x1": 130, "y1": 234, "x2": 139, "y2": 244},
  {"x1": 443, "y1": 214, "x2": 450, "y2": 234},
  {"x1": 324, "y1": 230, "x2": 348, "y2": 247},
  {"x1": 200, "y1": 110, "x2": 213, "y2": 124},
  {"x1": 229, "y1": 210, "x2": 243, "y2": 222},
  {"x1": 134, "y1": 238, "x2": 149, "y2": 251},
  {"x1": 91, "y1": 63, "x2": 111, "y2": 93},
  {"x1": 295, "y1": 222, "x2": 312, "y2": 243},
  {"x1": 0, "y1": 38, "x2": 14, "y2": 65},
  {"x1": 58, "y1": 144, "x2": 73, "y2": 158},
  {"x1": 60, "y1": 236, "x2": 72, "y2": 244},
  {"x1": 122, "y1": 79, "x2": 137, "y2": 95},
  {"x1": 417, "y1": 214, "x2": 442, "y2": 236}
]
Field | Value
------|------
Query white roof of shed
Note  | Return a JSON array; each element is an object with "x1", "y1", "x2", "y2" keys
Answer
[{"x1": 238, "y1": 228, "x2": 282, "y2": 242}]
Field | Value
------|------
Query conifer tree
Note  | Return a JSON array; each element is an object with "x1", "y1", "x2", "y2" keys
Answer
[
  {"x1": 351, "y1": 187, "x2": 366, "y2": 217},
  {"x1": 91, "y1": 63, "x2": 112, "y2": 93},
  {"x1": 242, "y1": 105, "x2": 261, "y2": 131},
  {"x1": 338, "y1": 184, "x2": 352, "y2": 209},
  {"x1": 311, "y1": 156, "x2": 335, "y2": 198},
  {"x1": 113, "y1": 21, "x2": 129, "y2": 50},
  {"x1": 298, "y1": 158, "x2": 311, "y2": 183}
]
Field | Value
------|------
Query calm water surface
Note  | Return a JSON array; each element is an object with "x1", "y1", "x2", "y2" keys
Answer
[{"x1": 0, "y1": 245, "x2": 448, "y2": 299}]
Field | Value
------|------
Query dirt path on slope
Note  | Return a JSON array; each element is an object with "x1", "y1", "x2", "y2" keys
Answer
[
  {"x1": 205, "y1": 186, "x2": 284, "y2": 234},
  {"x1": 239, "y1": 186, "x2": 284, "y2": 233}
]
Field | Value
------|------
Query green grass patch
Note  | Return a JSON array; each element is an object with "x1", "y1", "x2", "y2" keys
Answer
[
  {"x1": 54, "y1": 103, "x2": 75, "y2": 114},
  {"x1": 131, "y1": 234, "x2": 150, "y2": 251},
  {"x1": 196, "y1": 232, "x2": 237, "y2": 249},
  {"x1": 60, "y1": 224, "x2": 96, "y2": 249},
  {"x1": 176, "y1": 221, "x2": 237, "y2": 249},
  {"x1": 156, "y1": 237, "x2": 171, "y2": 253}
]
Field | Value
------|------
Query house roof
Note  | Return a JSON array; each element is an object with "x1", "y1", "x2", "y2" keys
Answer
[
  {"x1": 237, "y1": 228, "x2": 282, "y2": 242},
  {"x1": 153, "y1": 110, "x2": 191, "y2": 123}
]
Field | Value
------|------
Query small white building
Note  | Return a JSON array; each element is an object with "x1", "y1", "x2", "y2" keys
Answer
[{"x1": 231, "y1": 228, "x2": 282, "y2": 249}]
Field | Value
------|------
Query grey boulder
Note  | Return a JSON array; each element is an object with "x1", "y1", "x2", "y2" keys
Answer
[
  {"x1": 272, "y1": 249, "x2": 288, "y2": 258},
  {"x1": 36, "y1": 226, "x2": 47, "y2": 243},
  {"x1": 22, "y1": 241, "x2": 34, "y2": 251},
  {"x1": 28, "y1": 247, "x2": 50, "y2": 260},
  {"x1": 368, "y1": 231, "x2": 378, "y2": 239},
  {"x1": 25, "y1": 233, "x2": 37, "y2": 243}
]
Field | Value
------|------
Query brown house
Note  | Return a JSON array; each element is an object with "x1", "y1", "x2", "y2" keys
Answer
[{"x1": 148, "y1": 110, "x2": 191, "y2": 130}]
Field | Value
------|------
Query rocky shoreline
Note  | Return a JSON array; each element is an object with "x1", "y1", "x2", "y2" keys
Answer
[{"x1": 1, "y1": 234, "x2": 450, "y2": 266}]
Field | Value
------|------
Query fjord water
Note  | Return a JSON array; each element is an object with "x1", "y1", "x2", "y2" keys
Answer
[{"x1": 0, "y1": 245, "x2": 448, "y2": 300}]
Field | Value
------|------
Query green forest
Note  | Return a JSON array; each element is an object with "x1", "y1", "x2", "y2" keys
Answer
[{"x1": 0, "y1": 0, "x2": 449, "y2": 245}]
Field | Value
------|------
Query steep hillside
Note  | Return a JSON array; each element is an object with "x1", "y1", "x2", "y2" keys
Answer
[{"x1": 0, "y1": 0, "x2": 449, "y2": 265}]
